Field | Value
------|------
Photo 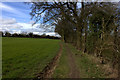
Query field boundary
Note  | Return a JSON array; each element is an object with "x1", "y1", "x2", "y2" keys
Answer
[{"x1": 36, "y1": 42, "x2": 63, "y2": 79}]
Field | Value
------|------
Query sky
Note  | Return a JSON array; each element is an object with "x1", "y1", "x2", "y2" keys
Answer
[
  {"x1": 0, "y1": 2, "x2": 60, "y2": 37},
  {"x1": 0, "y1": 1, "x2": 119, "y2": 37}
]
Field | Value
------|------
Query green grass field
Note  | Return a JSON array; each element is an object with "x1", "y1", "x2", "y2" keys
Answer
[
  {"x1": 2, "y1": 37, "x2": 60, "y2": 78},
  {"x1": 2, "y1": 37, "x2": 117, "y2": 78}
]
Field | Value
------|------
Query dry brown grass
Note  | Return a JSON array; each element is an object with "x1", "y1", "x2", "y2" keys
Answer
[{"x1": 87, "y1": 54, "x2": 118, "y2": 78}]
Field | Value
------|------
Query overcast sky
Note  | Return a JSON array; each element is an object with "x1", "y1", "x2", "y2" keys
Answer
[{"x1": 0, "y1": 2, "x2": 60, "y2": 37}]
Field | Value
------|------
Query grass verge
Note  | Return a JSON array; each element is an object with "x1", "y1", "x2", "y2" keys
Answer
[
  {"x1": 67, "y1": 44, "x2": 106, "y2": 78},
  {"x1": 52, "y1": 43, "x2": 70, "y2": 78}
]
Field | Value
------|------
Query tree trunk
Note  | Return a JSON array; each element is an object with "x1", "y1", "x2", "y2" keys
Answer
[
  {"x1": 84, "y1": 20, "x2": 87, "y2": 53},
  {"x1": 76, "y1": 24, "x2": 82, "y2": 50},
  {"x1": 76, "y1": 28, "x2": 80, "y2": 49},
  {"x1": 76, "y1": 2, "x2": 84, "y2": 50},
  {"x1": 99, "y1": 18, "x2": 105, "y2": 62},
  {"x1": 112, "y1": 19, "x2": 118, "y2": 68},
  {"x1": 62, "y1": 30, "x2": 65, "y2": 42}
]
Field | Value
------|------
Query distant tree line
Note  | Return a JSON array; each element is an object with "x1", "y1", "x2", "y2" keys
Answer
[
  {"x1": 29, "y1": 1, "x2": 120, "y2": 68},
  {"x1": 0, "y1": 31, "x2": 60, "y2": 39}
]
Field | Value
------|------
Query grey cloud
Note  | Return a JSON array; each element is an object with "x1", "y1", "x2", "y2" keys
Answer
[
  {"x1": 0, "y1": 18, "x2": 16, "y2": 24},
  {"x1": 0, "y1": 18, "x2": 60, "y2": 37}
]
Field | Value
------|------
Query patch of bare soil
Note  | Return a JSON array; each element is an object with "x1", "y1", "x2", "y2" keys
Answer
[
  {"x1": 36, "y1": 43, "x2": 63, "y2": 79},
  {"x1": 65, "y1": 44, "x2": 80, "y2": 78}
]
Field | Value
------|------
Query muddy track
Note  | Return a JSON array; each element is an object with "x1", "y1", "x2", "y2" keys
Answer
[
  {"x1": 65, "y1": 44, "x2": 80, "y2": 78},
  {"x1": 36, "y1": 43, "x2": 63, "y2": 79}
]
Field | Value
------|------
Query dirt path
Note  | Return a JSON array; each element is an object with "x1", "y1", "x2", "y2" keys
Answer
[
  {"x1": 36, "y1": 43, "x2": 63, "y2": 79},
  {"x1": 65, "y1": 44, "x2": 80, "y2": 78}
]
